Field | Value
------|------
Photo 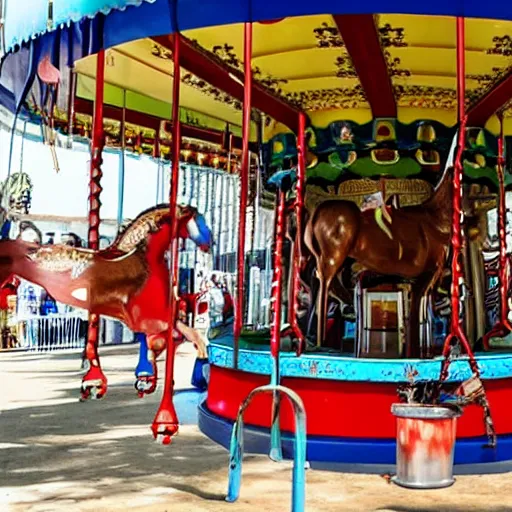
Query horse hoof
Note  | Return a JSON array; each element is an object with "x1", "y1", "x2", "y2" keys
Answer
[
  {"x1": 81, "y1": 379, "x2": 107, "y2": 401},
  {"x1": 80, "y1": 385, "x2": 105, "y2": 401},
  {"x1": 134, "y1": 376, "x2": 157, "y2": 396},
  {"x1": 155, "y1": 434, "x2": 172, "y2": 445}
]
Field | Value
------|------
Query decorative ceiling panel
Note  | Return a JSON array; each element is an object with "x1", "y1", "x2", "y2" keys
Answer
[
  {"x1": 377, "y1": 14, "x2": 512, "y2": 111},
  {"x1": 74, "y1": 13, "x2": 512, "y2": 125},
  {"x1": 184, "y1": 16, "x2": 370, "y2": 111}
]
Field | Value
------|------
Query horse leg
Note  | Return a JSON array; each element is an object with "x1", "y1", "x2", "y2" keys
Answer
[
  {"x1": 316, "y1": 271, "x2": 334, "y2": 348},
  {"x1": 134, "y1": 333, "x2": 157, "y2": 397},
  {"x1": 81, "y1": 314, "x2": 107, "y2": 400},
  {"x1": 408, "y1": 270, "x2": 440, "y2": 358},
  {"x1": 151, "y1": 328, "x2": 179, "y2": 444},
  {"x1": 315, "y1": 253, "x2": 351, "y2": 348},
  {"x1": 134, "y1": 332, "x2": 166, "y2": 397}
]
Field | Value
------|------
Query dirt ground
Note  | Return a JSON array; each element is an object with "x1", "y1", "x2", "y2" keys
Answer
[{"x1": 1, "y1": 344, "x2": 511, "y2": 512}]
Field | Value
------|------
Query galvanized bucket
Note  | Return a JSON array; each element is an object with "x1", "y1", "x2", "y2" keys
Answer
[{"x1": 391, "y1": 403, "x2": 462, "y2": 489}]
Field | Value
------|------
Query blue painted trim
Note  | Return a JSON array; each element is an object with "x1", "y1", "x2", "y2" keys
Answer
[
  {"x1": 104, "y1": 0, "x2": 512, "y2": 53},
  {"x1": 198, "y1": 402, "x2": 512, "y2": 467},
  {"x1": 208, "y1": 343, "x2": 512, "y2": 383}
]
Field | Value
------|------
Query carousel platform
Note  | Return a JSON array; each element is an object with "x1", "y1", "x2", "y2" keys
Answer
[{"x1": 199, "y1": 338, "x2": 512, "y2": 467}]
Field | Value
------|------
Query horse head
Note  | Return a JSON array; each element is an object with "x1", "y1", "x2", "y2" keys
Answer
[
  {"x1": 111, "y1": 203, "x2": 212, "y2": 257},
  {"x1": 177, "y1": 204, "x2": 213, "y2": 252}
]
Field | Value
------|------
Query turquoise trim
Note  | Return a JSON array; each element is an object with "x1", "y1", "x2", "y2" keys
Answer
[
  {"x1": 5, "y1": 0, "x2": 155, "y2": 52},
  {"x1": 208, "y1": 343, "x2": 512, "y2": 383}
]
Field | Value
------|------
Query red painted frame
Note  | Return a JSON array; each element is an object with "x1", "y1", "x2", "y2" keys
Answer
[
  {"x1": 151, "y1": 32, "x2": 183, "y2": 442},
  {"x1": 151, "y1": 34, "x2": 303, "y2": 132},
  {"x1": 233, "y1": 22, "x2": 252, "y2": 368},
  {"x1": 206, "y1": 365, "x2": 512, "y2": 439},
  {"x1": 333, "y1": 15, "x2": 397, "y2": 118}
]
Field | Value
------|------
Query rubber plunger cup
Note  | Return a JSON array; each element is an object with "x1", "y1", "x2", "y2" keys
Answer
[{"x1": 391, "y1": 403, "x2": 462, "y2": 489}]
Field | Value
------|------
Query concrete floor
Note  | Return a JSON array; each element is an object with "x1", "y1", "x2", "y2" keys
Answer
[{"x1": 1, "y1": 344, "x2": 511, "y2": 512}]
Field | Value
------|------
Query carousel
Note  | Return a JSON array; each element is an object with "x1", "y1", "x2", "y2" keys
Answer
[{"x1": 1, "y1": 0, "x2": 512, "y2": 492}]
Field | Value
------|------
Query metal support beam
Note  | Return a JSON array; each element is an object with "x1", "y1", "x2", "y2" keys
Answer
[
  {"x1": 151, "y1": 31, "x2": 183, "y2": 444},
  {"x1": 333, "y1": 14, "x2": 397, "y2": 118},
  {"x1": 467, "y1": 70, "x2": 512, "y2": 126},
  {"x1": 233, "y1": 22, "x2": 252, "y2": 368},
  {"x1": 151, "y1": 34, "x2": 304, "y2": 132}
]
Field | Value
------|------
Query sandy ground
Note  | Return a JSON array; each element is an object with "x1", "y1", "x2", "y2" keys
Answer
[{"x1": 1, "y1": 344, "x2": 511, "y2": 512}]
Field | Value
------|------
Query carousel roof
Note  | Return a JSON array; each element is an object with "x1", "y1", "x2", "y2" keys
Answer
[
  {"x1": 71, "y1": 14, "x2": 512, "y2": 137},
  {"x1": 4, "y1": 0, "x2": 512, "y2": 56},
  {"x1": 2, "y1": 3, "x2": 512, "y2": 138}
]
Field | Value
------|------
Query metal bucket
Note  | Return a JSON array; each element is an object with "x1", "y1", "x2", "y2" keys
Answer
[{"x1": 391, "y1": 403, "x2": 462, "y2": 489}]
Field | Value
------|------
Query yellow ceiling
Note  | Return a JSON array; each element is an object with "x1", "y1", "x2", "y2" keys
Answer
[{"x1": 75, "y1": 14, "x2": 512, "y2": 135}]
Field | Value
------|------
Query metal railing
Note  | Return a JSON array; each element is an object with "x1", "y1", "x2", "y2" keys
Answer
[
  {"x1": 19, "y1": 313, "x2": 87, "y2": 352},
  {"x1": 226, "y1": 384, "x2": 307, "y2": 512}
]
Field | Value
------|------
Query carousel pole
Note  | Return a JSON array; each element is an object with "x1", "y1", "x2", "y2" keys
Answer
[
  {"x1": 437, "y1": 21, "x2": 496, "y2": 445},
  {"x1": 291, "y1": 112, "x2": 306, "y2": 354},
  {"x1": 437, "y1": 22, "x2": 497, "y2": 448},
  {"x1": 482, "y1": 112, "x2": 512, "y2": 349},
  {"x1": 66, "y1": 67, "x2": 77, "y2": 148},
  {"x1": 81, "y1": 49, "x2": 107, "y2": 400},
  {"x1": 269, "y1": 187, "x2": 286, "y2": 461},
  {"x1": 233, "y1": 22, "x2": 252, "y2": 369},
  {"x1": 439, "y1": 17, "x2": 480, "y2": 381},
  {"x1": 151, "y1": 31, "x2": 182, "y2": 444},
  {"x1": 117, "y1": 89, "x2": 126, "y2": 228}
]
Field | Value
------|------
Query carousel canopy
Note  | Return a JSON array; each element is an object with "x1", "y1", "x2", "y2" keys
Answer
[
  {"x1": 2, "y1": 0, "x2": 156, "y2": 53},
  {"x1": 1, "y1": 3, "x2": 512, "y2": 138},
  {"x1": 73, "y1": 14, "x2": 512, "y2": 137},
  {"x1": 3, "y1": 1, "x2": 512, "y2": 56}
]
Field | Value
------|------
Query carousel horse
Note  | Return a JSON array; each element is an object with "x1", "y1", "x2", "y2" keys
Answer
[
  {"x1": 0, "y1": 203, "x2": 213, "y2": 399},
  {"x1": 305, "y1": 155, "x2": 453, "y2": 354}
]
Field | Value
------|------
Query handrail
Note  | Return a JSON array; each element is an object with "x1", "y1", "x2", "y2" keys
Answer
[{"x1": 225, "y1": 384, "x2": 307, "y2": 512}]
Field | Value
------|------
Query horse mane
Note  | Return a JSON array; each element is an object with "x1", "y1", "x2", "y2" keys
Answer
[
  {"x1": 112, "y1": 203, "x2": 198, "y2": 253},
  {"x1": 111, "y1": 203, "x2": 172, "y2": 252}
]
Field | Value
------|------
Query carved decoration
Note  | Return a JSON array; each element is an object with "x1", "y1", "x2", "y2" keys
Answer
[
  {"x1": 152, "y1": 42, "x2": 288, "y2": 112},
  {"x1": 467, "y1": 66, "x2": 510, "y2": 107},
  {"x1": 467, "y1": 68, "x2": 507, "y2": 88},
  {"x1": 378, "y1": 23, "x2": 408, "y2": 48},
  {"x1": 210, "y1": 43, "x2": 288, "y2": 96},
  {"x1": 394, "y1": 85, "x2": 457, "y2": 110},
  {"x1": 376, "y1": 21, "x2": 411, "y2": 79},
  {"x1": 502, "y1": 99, "x2": 512, "y2": 117},
  {"x1": 285, "y1": 86, "x2": 367, "y2": 111},
  {"x1": 181, "y1": 73, "x2": 243, "y2": 111},
  {"x1": 335, "y1": 55, "x2": 358, "y2": 78},
  {"x1": 487, "y1": 36, "x2": 512, "y2": 57},
  {"x1": 305, "y1": 178, "x2": 433, "y2": 212},
  {"x1": 313, "y1": 22, "x2": 344, "y2": 48},
  {"x1": 385, "y1": 51, "x2": 411, "y2": 78}
]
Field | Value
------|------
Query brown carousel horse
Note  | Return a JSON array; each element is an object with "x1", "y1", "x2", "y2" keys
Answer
[
  {"x1": 305, "y1": 160, "x2": 453, "y2": 355},
  {"x1": 0, "y1": 204, "x2": 213, "y2": 398}
]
